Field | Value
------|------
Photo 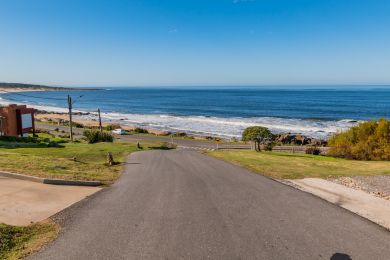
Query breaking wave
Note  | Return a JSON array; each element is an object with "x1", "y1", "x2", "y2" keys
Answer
[{"x1": 0, "y1": 94, "x2": 360, "y2": 139}]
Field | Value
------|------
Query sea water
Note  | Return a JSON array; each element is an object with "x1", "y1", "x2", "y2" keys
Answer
[{"x1": 1, "y1": 86, "x2": 389, "y2": 139}]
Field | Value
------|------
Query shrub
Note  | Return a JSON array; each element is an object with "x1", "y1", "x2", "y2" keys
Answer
[
  {"x1": 63, "y1": 121, "x2": 84, "y2": 128},
  {"x1": 105, "y1": 124, "x2": 121, "y2": 131},
  {"x1": 172, "y1": 132, "x2": 186, "y2": 137},
  {"x1": 150, "y1": 142, "x2": 177, "y2": 150},
  {"x1": 100, "y1": 132, "x2": 114, "y2": 142},
  {"x1": 0, "y1": 136, "x2": 38, "y2": 143},
  {"x1": 133, "y1": 127, "x2": 148, "y2": 134},
  {"x1": 328, "y1": 118, "x2": 390, "y2": 160},
  {"x1": 242, "y1": 126, "x2": 273, "y2": 142},
  {"x1": 83, "y1": 130, "x2": 113, "y2": 144},
  {"x1": 305, "y1": 146, "x2": 321, "y2": 155}
]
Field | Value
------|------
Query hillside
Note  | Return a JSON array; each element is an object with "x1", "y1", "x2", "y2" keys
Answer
[
  {"x1": 0, "y1": 83, "x2": 99, "y2": 91},
  {"x1": 0, "y1": 82, "x2": 67, "y2": 90}
]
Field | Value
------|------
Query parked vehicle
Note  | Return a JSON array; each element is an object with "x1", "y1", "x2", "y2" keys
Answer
[{"x1": 112, "y1": 129, "x2": 126, "y2": 135}]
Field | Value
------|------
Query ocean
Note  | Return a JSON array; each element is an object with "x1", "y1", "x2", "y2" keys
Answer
[{"x1": 1, "y1": 86, "x2": 389, "y2": 139}]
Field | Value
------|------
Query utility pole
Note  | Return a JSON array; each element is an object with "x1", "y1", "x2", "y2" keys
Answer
[
  {"x1": 98, "y1": 108, "x2": 103, "y2": 133},
  {"x1": 68, "y1": 95, "x2": 73, "y2": 142}
]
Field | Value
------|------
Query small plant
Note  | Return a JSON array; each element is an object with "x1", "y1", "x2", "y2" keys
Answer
[
  {"x1": 105, "y1": 124, "x2": 121, "y2": 131},
  {"x1": 133, "y1": 127, "x2": 148, "y2": 134},
  {"x1": 305, "y1": 146, "x2": 321, "y2": 155},
  {"x1": 150, "y1": 142, "x2": 177, "y2": 150},
  {"x1": 83, "y1": 130, "x2": 113, "y2": 144},
  {"x1": 172, "y1": 132, "x2": 186, "y2": 137},
  {"x1": 0, "y1": 136, "x2": 39, "y2": 143}
]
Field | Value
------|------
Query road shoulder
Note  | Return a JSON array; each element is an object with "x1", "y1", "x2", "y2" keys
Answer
[{"x1": 286, "y1": 178, "x2": 390, "y2": 230}]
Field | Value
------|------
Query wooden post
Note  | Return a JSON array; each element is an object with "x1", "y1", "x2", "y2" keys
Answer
[
  {"x1": 67, "y1": 95, "x2": 73, "y2": 142},
  {"x1": 98, "y1": 108, "x2": 102, "y2": 133},
  {"x1": 107, "y1": 152, "x2": 114, "y2": 166}
]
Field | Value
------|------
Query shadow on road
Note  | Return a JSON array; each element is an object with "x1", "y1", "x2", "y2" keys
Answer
[{"x1": 330, "y1": 253, "x2": 352, "y2": 260}]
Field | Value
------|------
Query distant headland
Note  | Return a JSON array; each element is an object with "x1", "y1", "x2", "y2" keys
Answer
[{"x1": 0, "y1": 82, "x2": 100, "y2": 92}]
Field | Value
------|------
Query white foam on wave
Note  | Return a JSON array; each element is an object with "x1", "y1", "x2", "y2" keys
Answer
[
  {"x1": 0, "y1": 94, "x2": 359, "y2": 139},
  {"x1": 85, "y1": 112, "x2": 359, "y2": 139}
]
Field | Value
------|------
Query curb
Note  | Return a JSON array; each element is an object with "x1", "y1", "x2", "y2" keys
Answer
[{"x1": 0, "y1": 171, "x2": 102, "y2": 186}]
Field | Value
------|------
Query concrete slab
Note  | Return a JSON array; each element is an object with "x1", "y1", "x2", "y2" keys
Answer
[
  {"x1": 0, "y1": 176, "x2": 100, "y2": 226},
  {"x1": 289, "y1": 178, "x2": 390, "y2": 230}
]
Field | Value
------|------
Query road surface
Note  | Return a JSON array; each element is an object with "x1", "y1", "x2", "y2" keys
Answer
[{"x1": 31, "y1": 150, "x2": 390, "y2": 259}]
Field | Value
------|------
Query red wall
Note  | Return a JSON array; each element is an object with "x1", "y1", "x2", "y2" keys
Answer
[{"x1": 0, "y1": 104, "x2": 35, "y2": 136}]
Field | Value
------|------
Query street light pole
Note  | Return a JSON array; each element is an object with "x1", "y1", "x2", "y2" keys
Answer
[{"x1": 67, "y1": 95, "x2": 73, "y2": 142}]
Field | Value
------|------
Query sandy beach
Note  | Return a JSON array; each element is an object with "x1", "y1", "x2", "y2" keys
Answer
[
  {"x1": 35, "y1": 112, "x2": 174, "y2": 136},
  {"x1": 0, "y1": 87, "x2": 50, "y2": 93}
]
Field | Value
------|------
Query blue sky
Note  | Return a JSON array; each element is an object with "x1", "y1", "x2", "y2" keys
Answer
[{"x1": 0, "y1": 0, "x2": 389, "y2": 86}]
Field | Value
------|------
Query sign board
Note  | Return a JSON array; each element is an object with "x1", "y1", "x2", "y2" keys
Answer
[{"x1": 21, "y1": 113, "x2": 33, "y2": 129}]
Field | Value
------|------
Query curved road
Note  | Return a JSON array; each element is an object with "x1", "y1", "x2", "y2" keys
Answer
[{"x1": 31, "y1": 150, "x2": 390, "y2": 259}]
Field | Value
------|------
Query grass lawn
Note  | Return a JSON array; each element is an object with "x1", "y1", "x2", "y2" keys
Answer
[
  {"x1": 0, "y1": 140, "x2": 152, "y2": 184},
  {"x1": 208, "y1": 150, "x2": 390, "y2": 179},
  {"x1": 0, "y1": 221, "x2": 58, "y2": 260}
]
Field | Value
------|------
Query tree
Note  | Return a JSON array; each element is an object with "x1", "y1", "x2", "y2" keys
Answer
[{"x1": 242, "y1": 126, "x2": 273, "y2": 152}]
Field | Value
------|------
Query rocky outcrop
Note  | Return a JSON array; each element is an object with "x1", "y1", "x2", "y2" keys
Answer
[{"x1": 274, "y1": 133, "x2": 327, "y2": 146}]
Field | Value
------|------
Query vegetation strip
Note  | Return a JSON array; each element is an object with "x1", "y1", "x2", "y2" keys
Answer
[
  {"x1": 0, "y1": 221, "x2": 58, "y2": 260},
  {"x1": 207, "y1": 150, "x2": 390, "y2": 180}
]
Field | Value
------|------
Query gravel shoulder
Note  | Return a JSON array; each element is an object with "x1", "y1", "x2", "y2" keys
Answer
[{"x1": 329, "y1": 176, "x2": 390, "y2": 200}]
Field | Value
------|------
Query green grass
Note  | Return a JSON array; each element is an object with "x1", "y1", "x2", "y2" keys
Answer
[
  {"x1": 0, "y1": 141, "x2": 149, "y2": 184},
  {"x1": 208, "y1": 150, "x2": 390, "y2": 179},
  {"x1": 0, "y1": 221, "x2": 58, "y2": 260}
]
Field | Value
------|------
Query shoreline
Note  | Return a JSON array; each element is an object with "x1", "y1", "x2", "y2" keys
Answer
[
  {"x1": 34, "y1": 111, "x2": 223, "y2": 139},
  {"x1": 0, "y1": 87, "x2": 54, "y2": 93},
  {"x1": 34, "y1": 111, "x2": 328, "y2": 145}
]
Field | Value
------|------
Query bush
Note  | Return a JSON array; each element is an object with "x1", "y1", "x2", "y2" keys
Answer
[
  {"x1": 83, "y1": 130, "x2": 113, "y2": 144},
  {"x1": 262, "y1": 143, "x2": 274, "y2": 151},
  {"x1": 328, "y1": 118, "x2": 390, "y2": 160},
  {"x1": 133, "y1": 127, "x2": 148, "y2": 134},
  {"x1": 305, "y1": 146, "x2": 321, "y2": 155},
  {"x1": 105, "y1": 124, "x2": 121, "y2": 131},
  {"x1": 63, "y1": 121, "x2": 84, "y2": 128},
  {"x1": 242, "y1": 126, "x2": 273, "y2": 142},
  {"x1": 0, "y1": 136, "x2": 39, "y2": 143}
]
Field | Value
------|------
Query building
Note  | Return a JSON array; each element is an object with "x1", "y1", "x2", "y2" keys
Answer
[{"x1": 0, "y1": 104, "x2": 35, "y2": 137}]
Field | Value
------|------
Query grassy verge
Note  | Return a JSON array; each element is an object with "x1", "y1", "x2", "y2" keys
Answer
[
  {"x1": 208, "y1": 150, "x2": 390, "y2": 179},
  {"x1": 0, "y1": 221, "x2": 58, "y2": 260},
  {"x1": 0, "y1": 141, "x2": 152, "y2": 184}
]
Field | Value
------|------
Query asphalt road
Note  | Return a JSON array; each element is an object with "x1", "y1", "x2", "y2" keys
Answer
[{"x1": 30, "y1": 150, "x2": 390, "y2": 260}]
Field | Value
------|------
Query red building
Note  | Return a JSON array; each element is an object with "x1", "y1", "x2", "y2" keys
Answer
[{"x1": 0, "y1": 104, "x2": 35, "y2": 137}]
